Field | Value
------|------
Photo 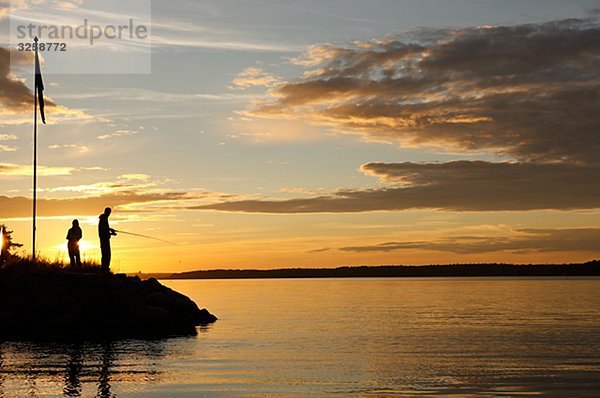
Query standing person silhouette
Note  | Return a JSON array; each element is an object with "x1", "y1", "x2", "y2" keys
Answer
[
  {"x1": 66, "y1": 219, "x2": 83, "y2": 267},
  {"x1": 98, "y1": 208, "x2": 117, "y2": 272}
]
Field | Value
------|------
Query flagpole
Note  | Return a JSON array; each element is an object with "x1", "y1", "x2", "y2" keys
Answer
[{"x1": 32, "y1": 36, "x2": 38, "y2": 262}]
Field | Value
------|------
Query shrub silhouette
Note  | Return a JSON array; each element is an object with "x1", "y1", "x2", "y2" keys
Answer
[{"x1": 0, "y1": 224, "x2": 23, "y2": 266}]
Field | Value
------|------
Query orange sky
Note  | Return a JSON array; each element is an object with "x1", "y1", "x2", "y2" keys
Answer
[{"x1": 1, "y1": 1, "x2": 599, "y2": 273}]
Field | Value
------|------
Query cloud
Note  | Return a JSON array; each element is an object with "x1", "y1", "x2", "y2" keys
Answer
[
  {"x1": 0, "y1": 163, "x2": 75, "y2": 176},
  {"x1": 339, "y1": 228, "x2": 600, "y2": 254},
  {"x1": 42, "y1": 174, "x2": 159, "y2": 195},
  {"x1": 206, "y1": 17, "x2": 600, "y2": 215},
  {"x1": 0, "y1": 46, "x2": 89, "y2": 124},
  {"x1": 192, "y1": 161, "x2": 600, "y2": 213},
  {"x1": 243, "y1": 17, "x2": 600, "y2": 164},
  {"x1": 80, "y1": 166, "x2": 109, "y2": 172},
  {"x1": 97, "y1": 130, "x2": 138, "y2": 140},
  {"x1": 53, "y1": 0, "x2": 84, "y2": 10},
  {"x1": 232, "y1": 67, "x2": 279, "y2": 89},
  {"x1": 57, "y1": 88, "x2": 254, "y2": 103},
  {"x1": 0, "y1": 0, "x2": 16, "y2": 20},
  {"x1": 0, "y1": 191, "x2": 189, "y2": 219},
  {"x1": 0, "y1": 134, "x2": 18, "y2": 150},
  {"x1": 306, "y1": 247, "x2": 331, "y2": 254},
  {"x1": 48, "y1": 144, "x2": 89, "y2": 153},
  {"x1": 0, "y1": 134, "x2": 17, "y2": 141},
  {"x1": 0, "y1": 47, "x2": 36, "y2": 111},
  {"x1": 151, "y1": 17, "x2": 300, "y2": 52},
  {"x1": 119, "y1": 174, "x2": 150, "y2": 181},
  {"x1": 279, "y1": 187, "x2": 330, "y2": 195}
]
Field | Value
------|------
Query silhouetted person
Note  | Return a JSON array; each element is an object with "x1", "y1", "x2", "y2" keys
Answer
[
  {"x1": 98, "y1": 208, "x2": 117, "y2": 272},
  {"x1": 63, "y1": 345, "x2": 83, "y2": 397},
  {"x1": 98, "y1": 342, "x2": 114, "y2": 398},
  {"x1": 66, "y1": 219, "x2": 83, "y2": 268}
]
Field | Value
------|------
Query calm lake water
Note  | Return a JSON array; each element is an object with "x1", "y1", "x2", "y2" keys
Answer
[{"x1": 1, "y1": 277, "x2": 599, "y2": 397}]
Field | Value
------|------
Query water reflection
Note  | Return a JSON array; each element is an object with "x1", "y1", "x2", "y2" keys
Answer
[
  {"x1": 0, "y1": 348, "x2": 4, "y2": 398},
  {"x1": 0, "y1": 338, "x2": 183, "y2": 397},
  {"x1": 97, "y1": 343, "x2": 113, "y2": 398},
  {"x1": 64, "y1": 345, "x2": 82, "y2": 397}
]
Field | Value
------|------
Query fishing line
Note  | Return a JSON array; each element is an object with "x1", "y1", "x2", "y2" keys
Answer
[{"x1": 113, "y1": 230, "x2": 179, "y2": 246}]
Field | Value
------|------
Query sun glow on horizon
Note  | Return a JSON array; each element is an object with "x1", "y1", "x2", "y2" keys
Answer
[{"x1": 53, "y1": 239, "x2": 100, "y2": 263}]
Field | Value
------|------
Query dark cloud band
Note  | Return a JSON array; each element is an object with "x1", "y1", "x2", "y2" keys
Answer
[
  {"x1": 339, "y1": 228, "x2": 600, "y2": 254},
  {"x1": 193, "y1": 161, "x2": 600, "y2": 213},
  {"x1": 0, "y1": 192, "x2": 188, "y2": 218}
]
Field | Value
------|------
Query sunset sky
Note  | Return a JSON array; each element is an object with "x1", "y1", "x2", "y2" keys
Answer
[{"x1": 1, "y1": 0, "x2": 599, "y2": 273}]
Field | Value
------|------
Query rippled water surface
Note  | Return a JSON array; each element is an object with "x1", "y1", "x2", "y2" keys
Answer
[{"x1": 1, "y1": 277, "x2": 600, "y2": 397}]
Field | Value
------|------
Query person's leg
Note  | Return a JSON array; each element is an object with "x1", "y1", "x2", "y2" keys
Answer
[
  {"x1": 100, "y1": 241, "x2": 108, "y2": 271},
  {"x1": 68, "y1": 247, "x2": 75, "y2": 267},
  {"x1": 105, "y1": 241, "x2": 111, "y2": 271},
  {"x1": 75, "y1": 249, "x2": 82, "y2": 267},
  {"x1": 101, "y1": 240, "x2": 111, "y2": 272}
]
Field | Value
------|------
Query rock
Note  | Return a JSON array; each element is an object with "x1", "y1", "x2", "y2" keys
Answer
[
  {"x1": 196, "y1": 308, "x2": 218, "y2": 324},
  {"x1": 0, "y1": 269, "x2": 217, "y2": 341}
]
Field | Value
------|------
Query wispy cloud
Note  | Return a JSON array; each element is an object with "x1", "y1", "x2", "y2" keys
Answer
[
  {"x1": 0, "y1": 163, "x2": 75, "y2": 176},
  {"x1": 306, "y1": 247, "x2": 331, "y2": 254},
  {"x1": 0, "y1": 163, "x2": 111, "y2": 176},
  {"x1": 56, "y1": 87, "x2": 256, "y2": 103},
  {"x1": 97, "y1": 129, "x2": 138, "y2": 140},
  {"x1": 151, "y1": 17, "x2": 300, "y2": 52},
  {"x1": 53, "y1": 0, "x2": 85, "y2": 11},
  {"x1": 232, "y1": 67, "x2": 279, "y2": 89},
  {"x1": 48, "y1": 144, "x2": 89, "y2": 153},
  {"x1": 339, "y1": 228, "x2": 600, "y2": 254},
  {"x1": 43, "y1": 174, "x2": 159, "y2": 195},
  {"x1": 0, "y1": 134, "x2": 17, "y2": 141},
  {"x1": 279, "y1": 187, "x2": 330, "y2": 195},
  {"x1": 0, "y1": 184, "x2": 248, "y2": 220},
  {"x1": 0, "y1": 191, "x2": 190, "y2": 219}
]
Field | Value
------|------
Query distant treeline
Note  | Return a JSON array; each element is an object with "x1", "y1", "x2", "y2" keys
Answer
[{"x1": 146, "y1": 260, "x2": 600, "y2": 280}]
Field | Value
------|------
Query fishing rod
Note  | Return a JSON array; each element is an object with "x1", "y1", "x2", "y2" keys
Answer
[{"x1": 113, "y1": 230, "x2": 179, "y2": 246}]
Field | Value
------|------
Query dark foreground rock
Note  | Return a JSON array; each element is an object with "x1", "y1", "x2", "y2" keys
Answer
[{"x1": 0, "y1": 271, "x2": 217, "y2": 340}]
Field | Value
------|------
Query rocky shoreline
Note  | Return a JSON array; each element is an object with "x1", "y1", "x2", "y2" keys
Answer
[{"x1": 0, "y1": 270, "x2": 217, "y2": 340}]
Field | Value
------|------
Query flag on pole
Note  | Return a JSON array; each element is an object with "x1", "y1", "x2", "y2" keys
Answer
[{"x1": 34, "y1": 42, "x2": 46, "y2": 124}]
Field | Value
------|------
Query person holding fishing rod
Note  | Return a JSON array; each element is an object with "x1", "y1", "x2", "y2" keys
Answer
[
  {"x1": 97, "y1": 207, "x2": 177, "y2": 272},
  {"x1": 98, "y1": 207, "x2": 117, "y2": 272}
]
